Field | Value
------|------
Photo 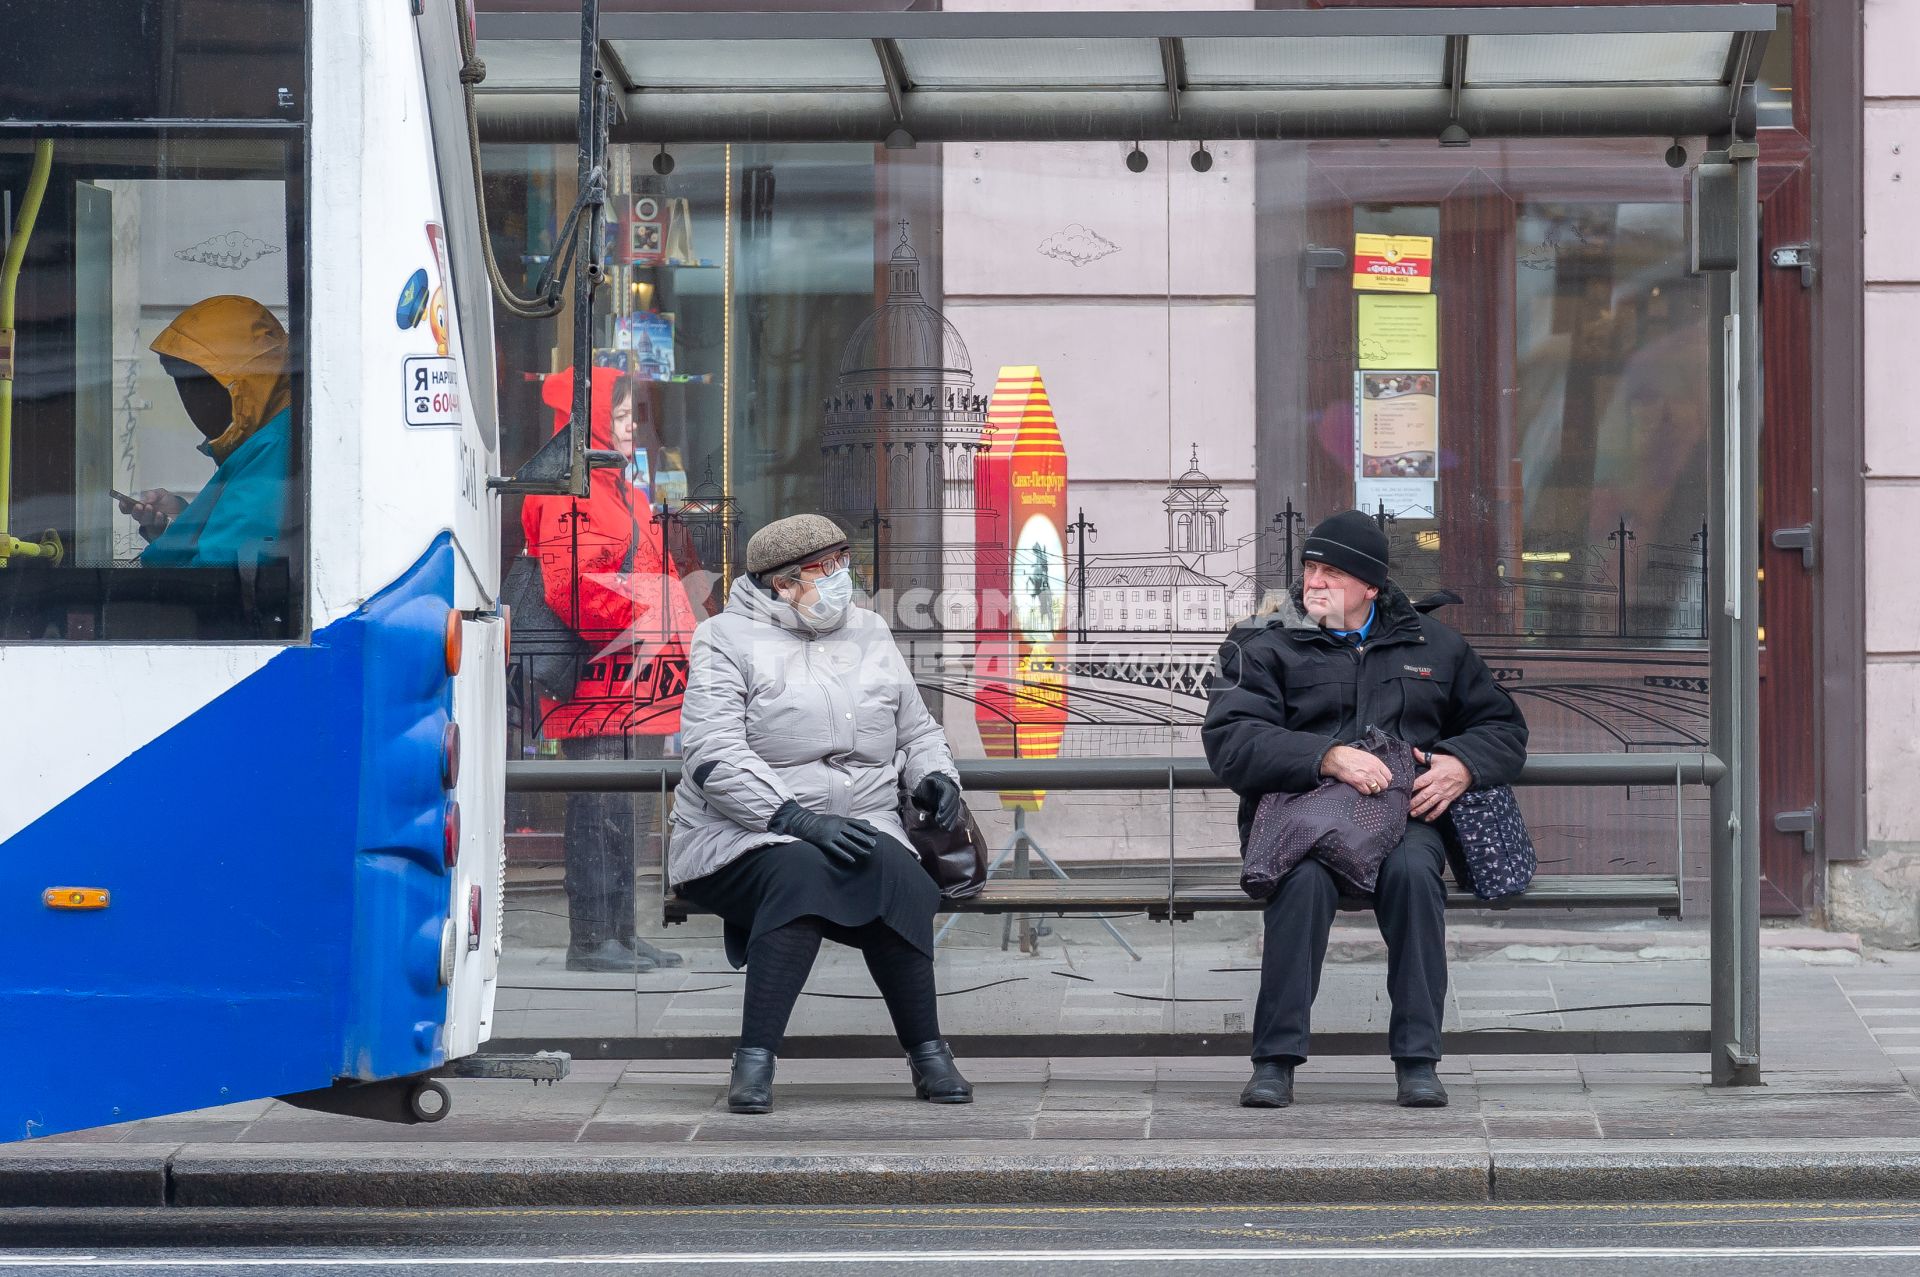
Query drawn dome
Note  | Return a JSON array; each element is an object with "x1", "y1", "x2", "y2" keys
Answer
[{"x1": 837, "y1": 224, "x2": 972, "y2": 380}]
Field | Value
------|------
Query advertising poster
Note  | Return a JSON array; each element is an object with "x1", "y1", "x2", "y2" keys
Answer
[
  {"x1": 1356, "y1": 293, "x2": 1438, "y2": 370},
  {"x1": 975, "y1": 365, "x2": 1069, "y2": 811},
  {"x1": 1351, "y1": 232, "x2": 1434, "y2": 293},
  {"x1": 1354, "y1": 371, "x2": 1439, "y2": 518}
]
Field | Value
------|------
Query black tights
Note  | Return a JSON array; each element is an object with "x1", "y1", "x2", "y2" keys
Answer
[{"x1": 739, "y1": 917, "x2": 940, "y2": 1053}]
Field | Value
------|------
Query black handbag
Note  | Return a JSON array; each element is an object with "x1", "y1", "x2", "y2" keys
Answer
[
  {"x1": 897, "y1": 794, "x2": 989, "y2": 900},
  {"x1": 502, "y1": 553, "x2": 588, "y2": 700},
  {"x1": 504, "y1": 498, "x2": 643, "y2": 702}
]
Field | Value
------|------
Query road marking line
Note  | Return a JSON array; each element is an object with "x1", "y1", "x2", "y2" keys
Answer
[
  {"x1": 10, "y1": 1246, "x2": 1920, "y2": 1268},
  {"x1": 325, "y1": 1201, "x2": 1920, "y2": 1222}
]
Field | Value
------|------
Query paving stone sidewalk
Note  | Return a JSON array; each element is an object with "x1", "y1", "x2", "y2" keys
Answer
[{"x1": 7, "y1": 951, "x2": 1919, "y2": 1206}]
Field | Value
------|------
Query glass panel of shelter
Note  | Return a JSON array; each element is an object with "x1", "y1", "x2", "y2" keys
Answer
[
  {"x1": 1160, "y1": 136, "x2": 1715, "y2": 1048},
  {"x1": 487, "y1": 133, "x2": 1716, "y2": 1050},
  {"x1": 488, "y1": 140, "x2": 1189, "y2": 1045}
]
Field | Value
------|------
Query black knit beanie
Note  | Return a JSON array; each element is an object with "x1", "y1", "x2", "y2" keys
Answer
[{"x1": 1301, "y1": 509, "x2": 1390, "y2": 589}]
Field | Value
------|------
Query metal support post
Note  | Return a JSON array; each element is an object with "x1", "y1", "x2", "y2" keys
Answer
[{"x1": 1708, "y1": 136, "x2": 1764, "y2": 1087}]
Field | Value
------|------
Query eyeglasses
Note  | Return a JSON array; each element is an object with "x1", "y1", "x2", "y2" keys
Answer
[{"x1": 787, "y1": 549, "x2": 851, "y2": 581}]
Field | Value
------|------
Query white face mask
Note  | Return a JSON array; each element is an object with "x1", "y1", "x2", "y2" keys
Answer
[{"x1": 798, "y1": 566, "x2": 854, "y2": 626}]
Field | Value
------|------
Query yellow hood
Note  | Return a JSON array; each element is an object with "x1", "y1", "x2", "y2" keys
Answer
[{"x1": 149, "y1": 295, "x2": 292, "y2": 464}]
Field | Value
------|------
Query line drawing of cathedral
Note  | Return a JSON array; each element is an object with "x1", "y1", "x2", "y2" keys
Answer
[
  {"x1": 819, "y1": 227, "x2": 1258, "y2": 638},
  {"x1": 821, "y1": 221, "x2": 1001, "y2": 617}
]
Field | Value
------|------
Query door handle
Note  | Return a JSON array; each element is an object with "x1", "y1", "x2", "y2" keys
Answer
[{"x1": 1770, "y1": 524, "x2": 1814, "y2": 570}]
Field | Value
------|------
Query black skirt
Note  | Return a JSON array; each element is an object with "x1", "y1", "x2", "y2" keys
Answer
[{"x1": 678, "y1": 832, "x2": 939, "y2": 968}]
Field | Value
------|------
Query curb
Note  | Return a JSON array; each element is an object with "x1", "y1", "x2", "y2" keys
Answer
[
  {"x1": 6, "y1": 1143, "x2": 1920, "y2": 1208},
  {"x1": 165, "y1": 1146, "x2": 1490, "y2": 1208},
  {"x1": 1490, "y1": 1148, "x2": 1920, "y2": 1202}
]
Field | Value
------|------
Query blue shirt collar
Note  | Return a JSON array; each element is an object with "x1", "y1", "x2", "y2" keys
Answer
[{"x1": 1328, "y1": 603, "x2": 1376, "y2": 643}]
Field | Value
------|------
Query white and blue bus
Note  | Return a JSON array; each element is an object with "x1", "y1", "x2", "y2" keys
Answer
[{"x1": 0, "y1": 0, "x2": 543, "y2": 1139}]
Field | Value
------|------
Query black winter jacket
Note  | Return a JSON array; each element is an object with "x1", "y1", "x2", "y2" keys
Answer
[{"x1": 1202, "y1": 582, "x2": 1529, "y2": 848}]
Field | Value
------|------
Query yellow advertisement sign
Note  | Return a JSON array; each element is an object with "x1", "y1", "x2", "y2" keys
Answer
[
  {"x1": 1352, "y1": 233, "x2": 1434, "y2": 293},
  {"x1": 1357, "y1": 294, "x2": 1438, "y2": 370}
]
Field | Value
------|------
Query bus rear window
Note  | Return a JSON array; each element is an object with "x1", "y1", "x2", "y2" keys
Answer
[
  {"x1": 0, "y1": 135, "x2": 304, "y2": 642},
  {"x1": 0, "y1": 0, "x2": 305, "y2": 123}
]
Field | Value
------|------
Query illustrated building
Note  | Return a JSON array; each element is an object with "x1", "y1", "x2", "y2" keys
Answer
[
  {"x1": 1164, "y1": 444, "x2": 1228, "y2": 553},
  {"x1": 821, "y1": 222, "x2": 991, "y2": 595}
]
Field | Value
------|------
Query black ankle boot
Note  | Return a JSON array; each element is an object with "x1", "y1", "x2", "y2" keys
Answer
[
  {"x1": 907, "y1": 1040, "x2": 973, "y2": 1103},
  {"x1": 1240, "y1": 1062, "x2": 1295, "y2": 1108},
  {"x1": 1395, "y1": 1060, "x2": 1449, "y2": 1108},
  {"x1": 728, "y1": 1048, "x2": 777, "y2": 1114}
]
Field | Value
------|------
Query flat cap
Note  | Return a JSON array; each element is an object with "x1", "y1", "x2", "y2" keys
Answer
[{"x1": 745, "y1": 513, "x2": 851, "y2": 575}]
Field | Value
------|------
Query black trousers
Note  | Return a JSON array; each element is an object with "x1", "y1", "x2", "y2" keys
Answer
[
  {"x1": 561, "y1": 734, "x2": 664, "y2": 949},
  {"x1": 1251, "y1": 819, "x2": 1449, "y2": 1064}
]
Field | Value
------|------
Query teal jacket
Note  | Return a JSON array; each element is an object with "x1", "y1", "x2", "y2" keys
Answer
[{"x1": 140, "y1": 409, "x2": 293, "y2": 568}]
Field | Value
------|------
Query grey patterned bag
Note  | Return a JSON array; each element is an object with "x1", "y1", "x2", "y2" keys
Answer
[{"x1": 1239, "y1": 728, "x2": 1418, "y2": 899}]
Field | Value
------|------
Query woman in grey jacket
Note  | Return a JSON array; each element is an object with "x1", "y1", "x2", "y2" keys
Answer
[{"x1": 671, "y1": 514, "x2": 972, "y2": 1114}]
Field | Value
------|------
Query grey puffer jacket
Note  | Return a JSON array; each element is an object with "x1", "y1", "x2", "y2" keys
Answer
[{"x1": 667, "y1": 574, "x2": 960, "y2": 888}]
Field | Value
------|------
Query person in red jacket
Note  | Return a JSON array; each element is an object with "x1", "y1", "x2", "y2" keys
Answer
[{"x1": 523, "y1": 367, "x2": 698, "y2": 972}]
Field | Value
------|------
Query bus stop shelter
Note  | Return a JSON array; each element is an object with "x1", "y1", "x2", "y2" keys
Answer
[{"x1": 476, "y1": 4, "x2": 1773, "y2": 1087}]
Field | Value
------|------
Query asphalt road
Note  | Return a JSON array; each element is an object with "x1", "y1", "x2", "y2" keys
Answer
[{"x1": 4, "y1": 1201, "x2": 1920, "y2": 1275}]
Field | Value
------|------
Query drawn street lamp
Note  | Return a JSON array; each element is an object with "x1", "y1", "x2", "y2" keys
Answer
[
  {"x1": 859, "y1": 502, "x2": 891, "y2": 592},
  {"x1": 1066, "y1": 506, "x2": 1096, "y2": 640},
  {"x1": 1608, "y1": 515, "x2": 1636, "y2": 638},
  {"x1": 1692, "y1": 517, "x2": 1710, "y2": 640},
  {"x1": 648, "y1": 501, "x2": 687, "y2": 639},
  {"x1": 1272, "y1": 498, "x2": 1304, "y2": 589}
]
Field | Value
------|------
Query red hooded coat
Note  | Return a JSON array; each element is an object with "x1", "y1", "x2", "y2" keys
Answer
[{"x1": 521, "y1": 367, "x2": 697, "y2": 739}]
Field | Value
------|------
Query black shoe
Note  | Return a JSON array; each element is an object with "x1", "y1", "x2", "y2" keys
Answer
[
  {"x1": 907, "y1": 1040, "x2": 974, "y2": 1104},
  {"x1": 1240, "y1": 1062, "x2": 1295, "y2": 1108},
  {"x1": 620, "y1": 935, "x2": 684, "y2": 968},
  {"x1": 1395, "y1": 1060, "x2": 1449, "y2": 1108},
  {"x1": 728, "y1": 1048, "x2": 777, "y2": 1114},
  {"x1": 565, "y1": 938, "x2": 658, "y2": 973}
]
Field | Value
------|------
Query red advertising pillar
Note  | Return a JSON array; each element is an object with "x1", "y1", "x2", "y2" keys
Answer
[{"x1": 974, "y1": 366, "x2": 1069, "y2": 810}]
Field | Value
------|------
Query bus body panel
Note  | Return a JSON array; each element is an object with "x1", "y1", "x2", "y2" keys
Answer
[{"x1": 1, "y1": 0, "x2": 507, "y2": 1140}]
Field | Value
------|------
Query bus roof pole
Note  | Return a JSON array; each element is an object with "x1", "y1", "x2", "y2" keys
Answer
[{"x1": 0, "y1": 140, "x2": 61, "y2": 568}]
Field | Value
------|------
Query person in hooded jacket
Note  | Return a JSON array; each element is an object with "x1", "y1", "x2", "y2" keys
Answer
[
  {"x1": 522, "y1": 368, "x2": 697, "y2": 974},
  {"x1": 118, "y1": 295, "x2": 294, "y2": 568},
  {"x1": 1203, "y1": 510, "x2": 1528, "y2": 1110},
  {"x1": 670, "y1": 513, "x2": 973, "y2": 1115}
]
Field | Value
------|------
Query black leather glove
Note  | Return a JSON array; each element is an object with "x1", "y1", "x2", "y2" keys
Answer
[
  {"x1": 769, "y1": 800, "x2": 879, "y2": 867},
  {"x1": 911, "y1": 773, "x2": 965, "y2": 832}
]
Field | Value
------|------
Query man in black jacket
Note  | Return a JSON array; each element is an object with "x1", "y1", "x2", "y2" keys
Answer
[{"x1": 1203, "y1": 510, "x2": 1527, "y2": 1109}]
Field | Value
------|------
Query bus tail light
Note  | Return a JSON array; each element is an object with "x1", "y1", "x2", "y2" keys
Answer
[
  {"x1": 501, "y1": 604, "x2": 512, "y2": 664},
  {"x1": 444, "y1": 608, "x2": 463, "y2": 676},
  {"x1": 442, "y1": 721, "x2": 462, "y2": 790},
  {"x1": 443, "y1": 800, "x2": 462, "y2": 868}
]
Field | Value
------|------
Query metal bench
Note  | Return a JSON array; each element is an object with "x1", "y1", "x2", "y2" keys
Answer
[
  {"x1": 505, "y1": 751, "x2": 1724, "y2": 1061},
  {"x1": 510, "y1": 753, "x2": 1714, "y2": 927}
]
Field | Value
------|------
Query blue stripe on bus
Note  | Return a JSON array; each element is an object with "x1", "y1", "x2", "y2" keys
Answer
[{"x1": 1, "y1": 536, "x2": 456, "y2": 1142}]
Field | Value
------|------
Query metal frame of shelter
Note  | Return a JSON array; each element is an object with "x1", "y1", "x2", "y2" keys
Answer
[{"x1": 478, "y1": 4, "x2": 1774, "y2": 1088}]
